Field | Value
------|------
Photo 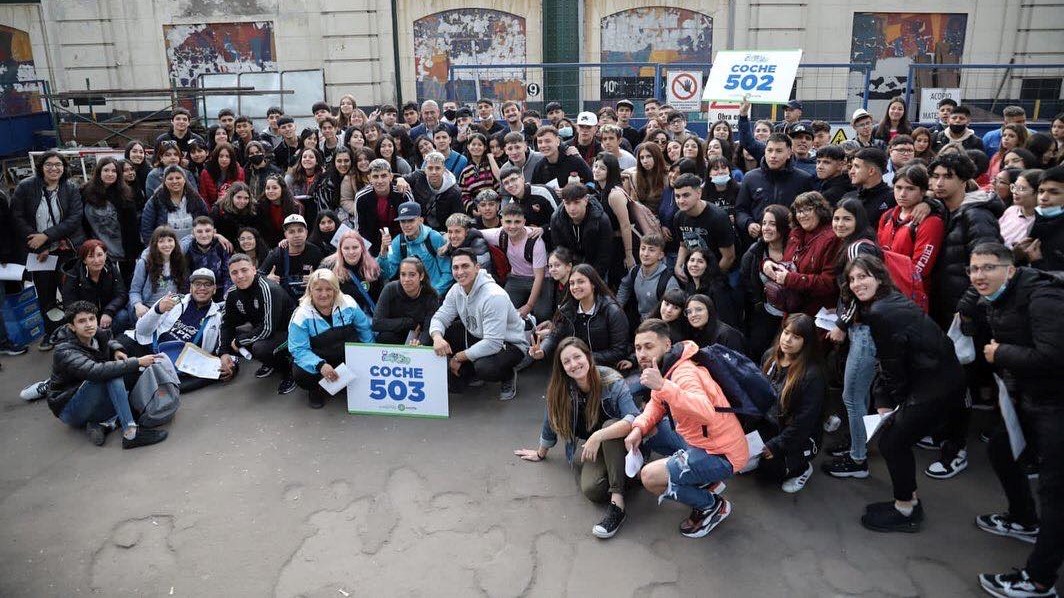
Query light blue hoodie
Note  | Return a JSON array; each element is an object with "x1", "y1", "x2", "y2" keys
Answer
[{"x1": 379, "y1": 224, "x2": 453, "y2": 295}]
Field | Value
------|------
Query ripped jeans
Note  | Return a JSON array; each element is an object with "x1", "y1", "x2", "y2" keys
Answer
[{"x1": 662, "y1": 448, "x2": 734, "y2": 510}]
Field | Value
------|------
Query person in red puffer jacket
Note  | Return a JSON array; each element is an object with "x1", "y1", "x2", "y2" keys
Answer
[{"x1": 762, "y1": 192, "x2": 841, "y2": 317}]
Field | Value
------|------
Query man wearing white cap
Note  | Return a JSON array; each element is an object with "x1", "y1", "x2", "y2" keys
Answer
[
  {"x1": 573, "y1": 111, "x2": 603, "y2": 166},
  {"x1": 119, "y1": 268, "x2": 234, "y2": 392},
  {"x1": 259, "y1": 214, "x2": 325, "y2": 300}
]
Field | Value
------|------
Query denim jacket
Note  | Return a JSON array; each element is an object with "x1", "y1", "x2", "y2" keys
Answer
[{"x1": 538, "y1": 366, "x2": 640, "y2": 463}]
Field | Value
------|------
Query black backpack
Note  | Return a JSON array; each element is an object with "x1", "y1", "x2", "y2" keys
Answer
[
  {"x1": 498, "y1": 230, "x2": 536, "y2": 265},
  {"x1": 663, "y1": 342, "x2": 777, "y2": 432}
]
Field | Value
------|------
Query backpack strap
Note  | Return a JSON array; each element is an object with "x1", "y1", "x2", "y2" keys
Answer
[
  {"x1": 499, "y1": 230, "x2": 508, "y2": 254},
  {"x1": 655, "y1": 268, "x2": 672, "y2": 299}
]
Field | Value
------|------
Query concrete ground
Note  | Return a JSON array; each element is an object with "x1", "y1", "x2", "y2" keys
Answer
[{"x1": 0, "y1": 351, "x2": 1045, "y2": 598}]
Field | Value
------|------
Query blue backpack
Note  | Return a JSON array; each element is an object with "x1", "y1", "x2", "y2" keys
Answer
[{"x1": 688, "y1": 343, "x2": 777, "y2": 430}]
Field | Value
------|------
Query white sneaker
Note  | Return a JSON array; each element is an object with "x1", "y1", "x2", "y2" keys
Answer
[
  {"x1": 925, "y1": 449, "x2": 968, "y2": 479},
  {"x1": 782, "y1": 462, "x2": 813, "y2": 493},
  {"x1": 20, "y1": 380, "x2": 48, "y2": 401},
  {"x1": 499, "y1": 370, "x2": 518, "y2": 401}
]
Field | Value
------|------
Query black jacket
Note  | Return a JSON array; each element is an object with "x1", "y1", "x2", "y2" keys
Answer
[
  {"x1": 219, "y1": 275, "x2": 295, "y2": 354},
  {"x1": 403, "y1": 170, "x2": 463, "y2": 231},
  {"x1": 763, "y1": 363, "x2": 825, "y2": 457},
  {"x1": 155, "y1": 128, "x2": 206, "y2": 156},
  {"x1": 864, "y1": 290, "x2": 965, "y2": 409},
  {"x1": 932, "y1": 191, "x2": 1003, "y2": 320},
  {"x1": 841, "y1": 181, "x2": 895, "y2": 227},
  {"x1": 735, "y1": 159, "x2": 816, "y2": 239},
  {"x1": 371, "y1": 280, "x2": 439, "y2": 344},
  {"x1": 354, "y1": 186, "x2": 407, "y2": 252},
  {"x1": 982, "y1": 268, "x2": 1064, "y2": 404},
  {"x1": 0, "y1": 190, "x2": 17, "y2": 263},
  {"x1": 530, "y1": 153, "x2": 593, "y2": 188},
  {"x1": 11, "y1": 176, "x2": 86, "y2": 255},
  {"x1": 818, "y1": 174, "x2": 854, "y2": 206},
  {"x1": 1028, "y1": 212, "x2": 1064, "y2": 272},
  {"x1": 542, "y1": 293, "x2": 630, "y2": 368},
  {"x1": 209, "y1": 204, "x2": 269, "y2": 248},
  {"x1": 60, "y1": 258, "x2": 128, "y2": 318},
  {"x1": 688, "y1": 318, "x2": 746, "y2": 355},
  {"x1": 549, "y1": 198, "x2": 614, "y2": 275},
  {"x1": 46, "y1": 327, "x2": 140, "y2": 417}
]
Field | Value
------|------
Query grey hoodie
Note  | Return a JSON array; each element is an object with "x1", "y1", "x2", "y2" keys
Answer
[{"x1": 429, "y1": 269, "x2": 529, "y2": 360}]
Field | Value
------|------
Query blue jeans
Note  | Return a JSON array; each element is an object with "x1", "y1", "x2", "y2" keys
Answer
[
  {"x1": 58, "y1": 378, "x2": 135, "y2": 430},
  {"x1": 643, "y1": 418, "x2": 689, "y2": 457},
  {"x1": 662, "y1": 447, "x2": 734, "y2": 510},
  {"x1": 843, "y1": 324, "x2": 876, "y2": 461}
]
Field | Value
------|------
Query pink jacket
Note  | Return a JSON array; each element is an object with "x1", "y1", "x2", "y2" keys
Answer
[{"x1": 633, "y1": 341, "x2": 749, "y2": 472}]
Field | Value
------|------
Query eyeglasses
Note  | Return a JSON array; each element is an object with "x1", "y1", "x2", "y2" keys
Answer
[
  {"x1": 891, "y1": 147, "x2": 915, "y2": 154},
  {"x1": 42, "y1": 162, "x2": 64, "y2": 170},
  {"x1": 191, "y1": 281, "x2": 216, "y2": 289},
  {"x1": 965, "y1": 264, "x2": 1010, "y2": 276},
  {"x1": 795, "y1": 206, "x2": 815, "y2": 215},
  {"x1": 158, "y1": 140, "x2": 179, "y2": 149},
  {"x1": 1010, "y1": 184, "x2": 1031, "y2": 194}
]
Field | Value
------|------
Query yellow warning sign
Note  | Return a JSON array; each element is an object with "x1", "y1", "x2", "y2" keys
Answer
[{"x1": 831, "y1": 129, "x2": 848, "y2": 144}]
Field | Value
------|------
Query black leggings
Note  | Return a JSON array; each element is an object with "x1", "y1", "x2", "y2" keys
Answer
[{"x1": 878, "y1": 395, "x2": 963, "y2": 501}]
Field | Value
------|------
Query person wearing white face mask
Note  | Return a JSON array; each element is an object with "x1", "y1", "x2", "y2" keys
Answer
[{"x1": 962, "y1": 242, "x2": 1064, "y2": 598}]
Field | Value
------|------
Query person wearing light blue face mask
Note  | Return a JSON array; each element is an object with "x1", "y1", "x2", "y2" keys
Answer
[
  {"x1": 965, "y1": 242, "x2": 1064, "y2": 598},
  {"x1": 1022, "y1": 165, "x2": 1064, "y2": 271}
]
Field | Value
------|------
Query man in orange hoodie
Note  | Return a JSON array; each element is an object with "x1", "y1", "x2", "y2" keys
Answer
[{"x1": 625, "y1": 319, "x2": 749, "y2": 539}]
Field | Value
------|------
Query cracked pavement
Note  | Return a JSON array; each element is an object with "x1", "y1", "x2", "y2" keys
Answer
[{"x1": 0, "y1": 355, "x2": 1047, "y2": 597}]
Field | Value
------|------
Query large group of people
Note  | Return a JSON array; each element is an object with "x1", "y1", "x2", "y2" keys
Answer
[{"x1": 1, "y1": 93, "x2": 1062, "y2": 598}]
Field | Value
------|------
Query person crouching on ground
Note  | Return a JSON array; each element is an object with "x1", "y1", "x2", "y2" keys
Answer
[
  {"x1": 624, "y1": 319, "x2": 748, "y2": 538},
  {"x1": 515, "y1": 337, "x2": 640, "y2": 539},
  {"x1": 429, "y1": 248, "x2": 529, "y2": 401},
  {"x1": 219, "y1": 253, "x2": 297, "y2": 395},
  {"x1": 46, "y1": 301, "x2": 168, "y2": 449},
  {"x1": 289, "y1": 268, "x2": 374, "y2": 409},
  {"x1": 755, "y1": 313, "x2": 826, "y2": 493},
  {"x1": 118, "y1": 268, "x2": 235, "y2": 392}
]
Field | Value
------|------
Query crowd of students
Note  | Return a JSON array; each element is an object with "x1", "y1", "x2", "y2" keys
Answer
[{"x1": 1, "y1": 94, "x2": 1062, "y2": 598}]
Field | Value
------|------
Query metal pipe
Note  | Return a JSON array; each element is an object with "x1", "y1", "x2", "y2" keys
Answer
[{"x1": 390, "y1": 0, "x2": 403, "y2": 105}]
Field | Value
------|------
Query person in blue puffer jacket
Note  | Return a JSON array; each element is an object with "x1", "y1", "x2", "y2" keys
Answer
[{"x1": 288, "y1": 268, "x2": 374, "y2": 409}]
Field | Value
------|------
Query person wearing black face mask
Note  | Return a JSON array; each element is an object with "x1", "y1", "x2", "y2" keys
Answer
[
  {"x1": 243, "y1": 141, "x2": 282, "y2": 199},
  {"x1": 931, "y1": 105, "x2": 985, "y2": 153}
]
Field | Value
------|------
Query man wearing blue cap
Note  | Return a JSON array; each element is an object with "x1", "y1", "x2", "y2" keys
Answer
[{"x1": 379, "y1": 201, "x2": 453, "y2": 295}]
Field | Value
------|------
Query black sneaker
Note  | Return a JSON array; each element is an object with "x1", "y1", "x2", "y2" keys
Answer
[
  {"x1": 979, "y1": 569, "x2": 1058, "y2": 598},
  {"x1": 277, "y1": 376, "x2": 296, "y2": 395},
  {"x1": 679, "y1": 497, "x2": 731, "y2": 538},
  {"x1": 308, "y1": 392, "x2": 325, "y2": 409},
  {"x1": 254, "y1": 364, "x2": 275, "y2": 378},
  {"x1": 925, "y1": 449, "x2": 968, "y2": 479},
  {"x1": 916, "y1": 436, "x2": 943, "y2": 451},
  {"x1": 822, "y1": 454, "x2": 870, "y2": 479},
  {"x1": 591, "y1": 503, "x2": 626, "y2": 539},
  {"x1": 0, "y1": 339, "x2": 28, "y2": 356},
  {"x1": 827, "y1": 442, "x2": 851, "y2": 458},
  {"x1": 861, "y1": 502, "x2": 924, "y2": 533},
  {"x1": 975, "y1": 513, "x2": 1039, "y2": 544},
  {"x1": 86, "y1": 422, "x2": 109, "y2": 447},
  {"x1": 122, "y1": 428, "x2": 168, "y2": 449}
]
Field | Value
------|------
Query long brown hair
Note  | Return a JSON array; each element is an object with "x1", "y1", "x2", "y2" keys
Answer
[
  {"x1": 633, "y1": 142, "x2": 667, "y2": 209},
  {"x1": 545, "y1": 337, "x2": 603, "y2": 441},
  {"x1": 763, "y1": 313, "x2": 820, "y2": 414},
  {"x1": 146, "y1": 226, "x2": 188, "y2": 293}
]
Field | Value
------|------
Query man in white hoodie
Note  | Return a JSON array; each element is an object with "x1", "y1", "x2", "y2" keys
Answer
[{"x1": 429, "y1": 248, "x2": 530, "y2": 400}]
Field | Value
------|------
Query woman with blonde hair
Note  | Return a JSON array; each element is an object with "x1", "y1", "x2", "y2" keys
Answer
[
  {"x1": 514, "y1": 337, "x2": 640, "y2": 539},
  {"x1": 288, "y1": 268, "x2": 375, "y2": 408},
  {"x1": 327, "y1": 230, "x2": 382, "y2": 316}
]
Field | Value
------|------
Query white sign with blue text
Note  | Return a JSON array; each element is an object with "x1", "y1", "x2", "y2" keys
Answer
[
  {"x1": 703, "y1": 49, "x2": 803, "y2": 105},
  {"x1": 346, "y1": 343, "x2": 449, "y2": 418}
]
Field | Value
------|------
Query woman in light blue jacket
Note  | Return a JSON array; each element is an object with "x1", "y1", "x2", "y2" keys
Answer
[{"x1": 288, "y1": 268, "x2": 374, "y2": 409}]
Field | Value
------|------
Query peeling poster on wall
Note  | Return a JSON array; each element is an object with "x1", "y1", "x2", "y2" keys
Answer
[{"x1": 164, "y1": 22, "x2": 277, "y2": 87}]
